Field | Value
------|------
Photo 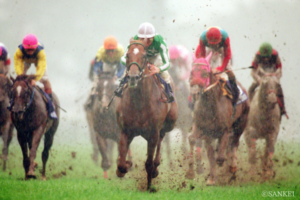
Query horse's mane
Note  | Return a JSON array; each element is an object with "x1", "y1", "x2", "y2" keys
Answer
[{"x1": 15, "y1": 74, "x2": 36, "y2": 82}]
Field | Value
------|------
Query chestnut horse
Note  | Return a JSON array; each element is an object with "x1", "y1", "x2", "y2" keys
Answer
[
  {"x1": 0, "y1": 74, "x2": 14, "y2": 171},
  {"x1": 116, "y1": 40, "x2": 178, "y2": 190},
  {"x1": 185, "y1": 55, "x2": 250, "y2": 185},
  {"x1": 244, "y1": 67, "x2": 282, "y2": 179},
  {"x1": 10, "y1": 74, "x2": 60, "y2": 180}
]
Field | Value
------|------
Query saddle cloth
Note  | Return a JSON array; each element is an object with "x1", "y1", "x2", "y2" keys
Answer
[{"x1": 220, "y1": 79, "x2": 248, "y2": 105}]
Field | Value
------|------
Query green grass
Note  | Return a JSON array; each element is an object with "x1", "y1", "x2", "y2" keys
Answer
[{"x1": 0, "y1": 138, "x2": 299, "y2": 200}]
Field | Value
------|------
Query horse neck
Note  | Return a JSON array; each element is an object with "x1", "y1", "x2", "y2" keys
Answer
[
  {"x1": 128, "y1": 76, "x2": 155, "y2": 109},
  {"x1": 257, "y1": 80, "x2": 276, "y2": 112}
]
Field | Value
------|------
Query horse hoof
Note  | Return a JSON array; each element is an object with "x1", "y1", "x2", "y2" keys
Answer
[
  {"x1": 116, "y1": 169, "x2": 126, "y2": 178},
  {"x1": 26, "y1": 174, "x2": 37, "y2": 179},
  {"x1": 206, "y1": 179, "x2": 215, "y2": 186},
  {"x1": 148, "y1": 185, "x2": 157, "y2": 193},
  {"x1": 185, "y1": 170, "x2": 195, "y2": 180},
  {"x1": 216, "y1": 158, "x2": 225, "y2": 166},
  {"x1": 126, "y1": 160, "x2": 133, "y2": 169},
  {"x1": 152, "y1": 169, "x2": 159, "y2": 178},
  {"x1": 229, "y1": 166, "x2": 237, "y2": 173}
]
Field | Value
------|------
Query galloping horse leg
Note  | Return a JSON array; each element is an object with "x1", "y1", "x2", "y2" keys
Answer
[
  {"x1": 195, "y1": 137, "x2": 204, "y2": 174},
  {"x1": 245, "y1": 129, "x2": 257, "y2": 176},
  {"x1": 262, "y1": 135, "x2": 275, "y2": 179},
  {"x1": 116, "y1": 132, "x2": 133, "y2": 177},
  {"x1": 216, "y1": 130, "x2": 230, "y2": 166},
  {"x1": 27, "y1": 126, "x2": 44, "y2": 179},
  {"x1": 185, "y1": 123, "x2": 201, "y2": 179},
  {"x1": 17, "y1": 132, "x2": 30, "y2": 179},
  {"x1": 96, "y1": 134, "x2": 111, "y2": 178},
  {"x1": 41, "y1": 129, "x2": 55, "y2": 181},
  {"x1": 145, "y1": 131, "x2": 159, "y2": 190},
  {"x1": 152, "y1": 135, "x2": 163, "y2": 178},
  {"x1": 1, "y1": 122, "x2": 13, "y2": 171},
  {"x1": 205, "y1": 136, "x2": 216, "y2": 186}
]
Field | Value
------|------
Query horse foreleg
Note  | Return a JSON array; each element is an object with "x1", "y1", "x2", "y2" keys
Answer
[
  {"x1": 1, "y1": 122, "x2": 13, "y2": 171},
  {"x1": 263, "y1": 135, "x2": 276, "y2": 179},
  {"x1": 145, "y1": 132, "x2": 158, "y2": 190},
  {"x1": 17, "y1": 132, "x2": 30, "y2": 179},
  {"x1": 245, "y1": 129, "x2": 257, "y2": 176},
  {"x1": 152, "y1": 136, "x2": 163, "y2": 179},
  {"x1": 195, "y1": 137, "x2": 204, "y2": 174},
  {"x1": 41, "y1": 129, "x2": 55, "y2": 181},
  {"x1": 27, "y1": 127, "x2": 44, "y2": 179},
  {"x1": 96, "y1": 134, "x2": 111, "y2": 178},
  {"x1": 205, "y1": 137, "x2": 216, "y2": 186},
  {"x1": 116, "y1": 132, "x2": 132, "y2": 177},
  {"x1": 185, "y1": 123, "x2": 198, "y2": 179},
  {"x1": 216, "y1": 130, "x2": 230, "y2": 166}
]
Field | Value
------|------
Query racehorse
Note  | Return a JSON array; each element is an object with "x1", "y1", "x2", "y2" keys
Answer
[
  {"x1": 0, "y1": 74, "x2": 14, "y2": 171},
  {"x1": 244, "y1": 67, "x2": 282, "y2": 179},
  {"x1": 116, "y1": 39, "x2": 178, "y2": 190},
  {"x1": 10, "y1": 74, "x2": 60, "y2": 180},
  {"x1": 89, "y1": 71, "x2": 124, "y2": 178},
  {"x1": 185, "y1": 54, "x2": 250, "y2": 185}
]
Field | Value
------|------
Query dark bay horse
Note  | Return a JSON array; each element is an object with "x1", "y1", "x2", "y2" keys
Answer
[
  {"x1": 244, "y1": 67, "x2": 282, "y2": 179},
  {"x1": 89, "y1": 72, "x2": 123, "y2": 178},
  {"x1": 0, "y1": 74, "x2": 14, "y2": 171},
  {"x1": 10, "y1": 74, "x2": 60, "y2": 180},
  {"x1": 185, "y1": 55, "x2": 250, "y2": 185},
  {"x1": 116, "y1": 40, "x2": 178, "y2": 190}
]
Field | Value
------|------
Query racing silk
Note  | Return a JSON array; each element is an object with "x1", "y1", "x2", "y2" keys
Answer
[
  {"x1": 195, "y1": 27, "x2": 231, "y2": 72},
  {"x1": 0, "y1": 46, "x2": 11, "y2": 66},
  {"x1": 94, "y1": 45, "x2": 125, "y2": 78},
  {"x1": 252, "y1": 49, "x2": 282, "y2": 70},
  {"x1": 121, "y1": 34, "x2": 170, "y2": 72},
  {"x1": 14, "y1": 43, "x2": 46, "y2": 81}
]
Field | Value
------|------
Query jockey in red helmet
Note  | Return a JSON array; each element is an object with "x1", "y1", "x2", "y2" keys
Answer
[
  {"x1": 249, "y1": 42, "x2": 288, "y2": 118},
  {"x1": 0, "y1": 43, "x2": 11, "y2": 76},
  {"x1": 195, "y1": 27, "x2": 239, "y2": 106}
]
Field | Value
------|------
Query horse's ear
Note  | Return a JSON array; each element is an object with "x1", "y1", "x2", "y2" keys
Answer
[
  {"x1": 205, "y1": 51, "x2": 213, "y2": 64},
  {"x1": 7, "y1": 76, "x2": 13, "y2": 86},
  {"x1": 25, "y1": 74, "x2": 37, "y2": 84},
  {"x1": 129, "y1": 37, "x2": 135, "y2": 44}
]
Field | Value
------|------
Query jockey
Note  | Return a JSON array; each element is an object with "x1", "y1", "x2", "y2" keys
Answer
[
  {"x1": 14, "y1": 34, "x2": 53, "y2": 100},
  {"x1": 114, "y1": 22, "x2": 174, "y2": 103},
  {"x1": 85, "y1": 35, "x2": 126, "y2": 110},
  {"x1": 168, "y1": 45, "x2": 191, "y2": 81},
  {"x1": 195, "y1": 27, "x2": 239, "y2": 106},
  {"x1": 0, "y1": 43, "x2": 11, "y2": 77},
  {"x1": 249, "y1": 42, "x2": 287, "y2": 117}
]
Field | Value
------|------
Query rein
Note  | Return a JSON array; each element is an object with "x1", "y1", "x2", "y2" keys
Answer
[{"x1": 127, "y1": 42, "x2": 148, "y2": 79}]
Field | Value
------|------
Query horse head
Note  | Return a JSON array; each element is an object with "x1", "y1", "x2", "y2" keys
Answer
[
  {"x1": 259, "y1": 67, "x2": 281, "y2": 105},
  {"x1": 0, "y1": 75, "x2": 12, "y2": 102},
  {"x1": 10, "y1": 74, "x2": 36, "y2": 117},
  {"x1": 126, "y1": 39, "x2": 148, "y2": 87},
  {"x1": 96, "y1": 72, "x2": 116, "y2": 110}
]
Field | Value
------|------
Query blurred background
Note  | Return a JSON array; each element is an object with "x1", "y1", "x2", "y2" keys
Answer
[{"x1": 1, "y1": 0, "x2": 299, "y2": 147}]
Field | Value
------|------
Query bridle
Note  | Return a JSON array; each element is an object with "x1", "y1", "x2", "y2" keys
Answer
[
  {"x1": 126, "y1": 42, "x2": 148, "y2": 80},
  {"x1": 11, "y1": 80, "x2": 35, "y2": 113}
]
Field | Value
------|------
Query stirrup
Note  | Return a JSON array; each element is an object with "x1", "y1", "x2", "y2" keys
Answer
[
  {"x1": 168, "y1": 93, "x2": 175, "y2": 103},
  {"x1": 114, "y1": 88, "x2": 123, "y2": 97}
]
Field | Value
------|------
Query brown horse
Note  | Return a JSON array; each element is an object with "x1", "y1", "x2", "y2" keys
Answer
[
  {"x1": 116, "y1": 40, "x2": 178, "y2": 190},
  {"x1": 0, "y1": 74, "x2": 14, "y2": 171},
  {"x1": 89, "y1": 72, "x2": 124, "y2": 178},
  {"x1": 10, "y1": 74, "x2": 60, "y2": 180},
  {"x1": 244, "y1": 67, "x2": 282, "y2": 179},
  {"x1": 185, "y1": 56, "x2": 250, "y2": 185}
]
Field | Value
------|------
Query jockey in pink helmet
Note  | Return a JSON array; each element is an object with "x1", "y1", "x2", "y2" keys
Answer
[
  {"x1": 168, "y1": 45, "x2": 191, "y2": 81},
  {"x1": 0, "y1": 43, "x2": 11, "y2": 76},
  {"x1": 14, "y1": 34, "x2": 53, "y2": 100}
]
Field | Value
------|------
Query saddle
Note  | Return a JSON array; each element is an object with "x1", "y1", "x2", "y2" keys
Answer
[
  {"x1": 219, "y1": 78, "x2": 233, "y2": 100},
  {"x1": 35, "y1": 86, "x2": 57, "y2": 119}
]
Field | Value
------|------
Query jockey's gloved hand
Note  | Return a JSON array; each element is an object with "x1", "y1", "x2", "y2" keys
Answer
[
  {"x1": 148, "y1": 64, "x2": 160, "y2": 75},
  {"x1": 31, "y1": 79, "x2": 36, "y2": 86}
]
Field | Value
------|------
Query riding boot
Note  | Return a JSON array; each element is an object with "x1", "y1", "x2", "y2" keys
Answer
[
  {"x1": 248, "y1": 82, "x2": 259, "y2": 101},
  {"x1": 277, "y1": 85, "x2": 288, "y2": 117},
  {"x1": 114, "y1": 76, "x2": 128, "y2": 97},
  {"x1": 166, "y1": 83, "x2": 175, "y2": 103},
  {"x1": 226, "y1": 71, "x2": 239, "y2": 106}
]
